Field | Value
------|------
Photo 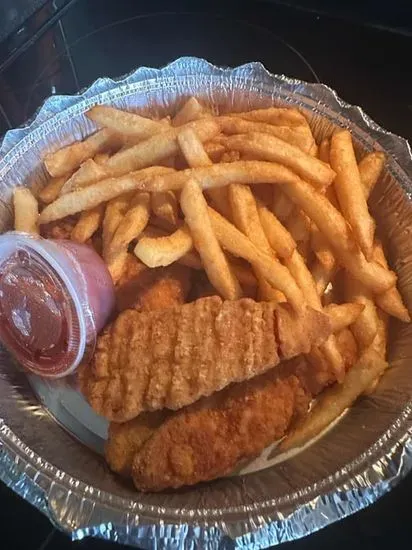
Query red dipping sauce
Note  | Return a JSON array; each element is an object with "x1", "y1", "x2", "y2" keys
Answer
[{"x1": 0, "y1": 232, "x2": 115, "y2": 378}]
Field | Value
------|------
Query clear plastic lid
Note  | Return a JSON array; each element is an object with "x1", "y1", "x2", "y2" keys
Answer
[{"x1": 0, "y1": 232, "x2": 115, "y2": 378}]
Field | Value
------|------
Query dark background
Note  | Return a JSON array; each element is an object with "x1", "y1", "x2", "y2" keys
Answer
[{"x1": 1, "y1": 1, "x2": 412, "y2": 548}]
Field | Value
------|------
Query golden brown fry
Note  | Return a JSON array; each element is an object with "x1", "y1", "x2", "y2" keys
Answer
[
  {"x1": 208, "y1": 207, "x2": 304, "y2": 310},
  {"x1": 39, "y1": 166, "x2": 174, "y2": 224},
  {"x1": 71, "y1": 204, "x2": 104, "y2": 243},
  {"x1": 176, "y1": 126, "x2": 233, "y2": 220},
  {"x1": 218, "y1": 116, "x2": 314, "y2": 153},
  {"x1": 285, "y1": 208, "x2": 310, "y2": 245},
  {"x1": 256, "y1": 201, "x2": 296, "y2": 259},
  {"x1": 151, "y1": 191, "x2": 178, "y2": 225},
  {"x1": 359, "y1": 151, "x2": 385, "y2": 199},
  {"x1": 135, "y1": 224, "x2": 193, "y2": 267},
  {"x1": 281, "y1": 347, "x2": 388, "y2": 451},
  {"x1": 38, "y1": 176, "x2": 68, "y2": 204},
  {"x1": 228, "y1": 183, "x2": 284, "y2": 302},
  {"x1": 44, "y1": 128, "x2": 118, "y2": 177},
  {"x1": 102, "y1": 193, "x2": 133, "y2": 258},
  {"x1": 13, "y1": 188, "x2": 39, "y2": 234},
  {"x1": 177, "y1": 127, "x2": 212, "y2": 167},
  {"x1": 136, "y1": 160, "x2": 395, "y2": 294},
  {"x1": 330, "y1": 130, "x2": 375, "y2": 259},
  {"x1": 110, "y1": 192, "x2": 150, "y2": 250},
  {"x1": 180, "y1": 180, "x2": 242, "y2": 300},
  {"x1": 373, "y1": 240, "x2": 410, "y2": 322},
  {"x1": 106, "y1": 192, "x2": 150, "y2": 282},
  {"x1": 318, "y1": 138, "x2": 330, "y2": 163},
  {"x1": 324, "y1": 302, "x2": 365, "y2": 333},
  {"x1": 87, "y1": 105, "x2": 167, "y2": 138},
  {"x1": 311, "y1": 259, "x2": 336, "y2": 297},
  {"x1": 104, "y1": 118, "x2": 219, "y2": 177},
  {"x1": 278, "y1": 172, "x2": 396, "y2": 293},
  {"x1": 344, "y1": 272, "x2": 379, "y2": 350},
  {"x1": 172, "y1": 97, "x2": 206, "y2": 126},
  {"x1": 60, "y1": 158, "x2": 108, "y2": 195},
  {"x1": 224, "y1": 133, "x2": 335, "y2": 188},
  {"x1": 93, "y1": 152, "x2": 110, "y2": 165},
  {"x1": 230, "y1": 107, "x2": 307, "y2": 127},
  {"x1": 271, "y1": 190, "x2": 294, "y2": 222},
  {"x1": 285, "y1": 249, "x2": 319, "y2": 311},
  {"x1": 203, "y1": 140, "x2": 226, "y2": 163},
  {"x1": 310, "y1": 223, "x2": 336, "y2": 270},
  {"x1": 142, "y1": 160, "x2": 316, "y2": 193}
]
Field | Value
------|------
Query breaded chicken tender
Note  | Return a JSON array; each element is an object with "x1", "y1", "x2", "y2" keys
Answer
[{"x1": 80, "y1": 297, "x2": 331, "y2": 422}]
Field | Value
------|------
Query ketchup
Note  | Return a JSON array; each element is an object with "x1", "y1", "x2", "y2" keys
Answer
[{"x1": 0, "y1": 233, "x2": 115, "y2": 378}]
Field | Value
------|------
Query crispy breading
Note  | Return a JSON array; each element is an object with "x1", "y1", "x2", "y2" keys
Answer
[
  {"x1": 131, "y1": 363, "x2": 311, "y2": 491},
  {"x1": 130, "y1": 329, "x2": 358, "y2": 491},
  {"x1": 105, "y1": 411, "x2": 170, "y2": 477},
  {"x1": 79, "y1": 297, "x2": 331, "y2": 421},
  {"x1": 115, "y1": 254, "x2": 192, "y2": 312}
]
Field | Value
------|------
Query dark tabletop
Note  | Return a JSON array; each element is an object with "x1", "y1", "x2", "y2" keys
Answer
[{"x1": 1, "y1": 1, "x2": 412, "y2": 548}]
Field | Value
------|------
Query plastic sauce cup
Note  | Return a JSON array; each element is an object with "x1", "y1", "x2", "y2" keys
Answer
[{"x1": 0, "y1": 232, "x2": 115, "y2": 378}]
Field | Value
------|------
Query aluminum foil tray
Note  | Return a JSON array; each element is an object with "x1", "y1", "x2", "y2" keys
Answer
[{"x1": 0, "y1": 57, "x2": 412, "y2": 549}]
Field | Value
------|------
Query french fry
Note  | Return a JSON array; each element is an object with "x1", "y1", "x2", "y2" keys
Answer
[
  {"x1": 151, "y1": 191, "x2": 179, "y2": 225},
  {"x1": 324, "y1": 302, "x2": 365, "y2": 333},
  {"x1": 221, "y1": 150, "x2": 240, "y2": 163},
  {"x1": 180, "y1": 179, "x2": 242, "y2": 300},
  {"x1": 13, "y1": 188, "x2": 39, "y2": 234},
  {"x1": 359, "y1": 151, "x2": 385, "y2": 199},
  {"x1": 224, "y1": 133, "x2": 335, "y2": 188},
  {"x1": 87, "y1": 105, "x2": 168, "y2": 138},
  {"x1": 135, "y1": 224, "x2": 193, "y2": 267},
  {"x1": 228, "y1": 183, "x2": 284, "y2": 302},
  {"x1": 285, "y1": 249, "x2": 319, "y2": 310},
  {"x1": 271, "y1": 190, "x2": 294, "y2": 221},
  {"x1": 310, "y1": 223, "x2": 336, "y2": 270},
  {"x1": 102, "y1": 193, "x2": 132, "y2": 258},
  {"x1": 38, "y1": 176, "x2": 68, "y2": 204},
  {"x1": 256, "y1": 201, "x2": 296, "y2": 259},
  {"x1": 253, "y1": 184, "x2": 273, "y2": 206},
  {"x1": 285, "y1": 208, "x2": 311, "y2": 245},
  {"x1": 283, "y1": 244, "x2": 345, "y2": 380},
  {"x1": 373, "y1": 240, "x2": 410, "y2": 322},
  {"x1": 278, "y1": 172, "x2": 396, "y2": 293},
  {"x1": 177, "y1": 127, "x2": 213, "y2": 167},
  {"x1": 330, "y1": 130, "x2": 375, "y2": 259},
  {"x1": 177, "y1": 126, "x2": 232, "y2": 219},
  {"x1": 280, "y1": 347, "x2": 388, "y2": 451},
  {"x1": 109, "y1": 192, "x2": 150, "y2": 251},
  {"x1": 141, "y1": 160, "x2": 316, "y2": 193},
  {"x1": 137, "y1": 225, "x2": 256, "y2": 289},
  {"x1": 71, "y1": 204, "x2": 105, "y2": 243},
  {"x1": 218, "y1": 116, "x2": 314, "y2": 153},
  {"x1": 39, "y1": 166, "x2": 174, "y2": 224},
  {"x1": 104, "y1": 118, "x2": 219, "y2": 177},
  {"x1": 318, "y1": 138, "x2": 330, "y2": 163},
  {"x1": 172, "y1": 97, "x2": 206, "y2": 126},
  {"x1": 44, "y1": 128, "x2": 118, "y2": 177},
  {"x1": 60, "y1": 158, "x2": 108, "y2": 195},
  {"x1": 208, "y1": 207, "x2": 304, "y2": 310},
  {"x1": 311, "y1": 259, "x2": 336, "y2": 297},
  {"x1": 129, "y1": 159, "x2": 397, "y2": 294},
  {"x1": 93, "y1": 153, "x2": 110, "y2": 165},
  {"x1": 203, "y1": 140, "x2": 226, "y2": 163},
  {"x1": 344, "y1": 272, "x2": 379, "y2": 350},
  {"x1": 230, "y1": 107, "x2": 307, "y2": 127},
  {"x1": 106, "y1": 192, "x2": 150, "y2": 282}
]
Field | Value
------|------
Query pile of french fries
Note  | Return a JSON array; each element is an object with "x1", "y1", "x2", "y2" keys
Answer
[{"x1": 13, "y1": 96, "x2": 411, "y2": 449}]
